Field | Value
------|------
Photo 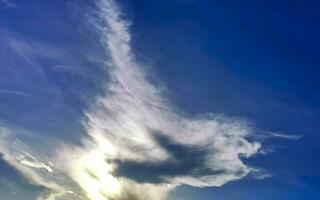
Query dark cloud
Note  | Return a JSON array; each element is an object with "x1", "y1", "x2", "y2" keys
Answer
[{"x1": 114, "y1": 132, "x2": 246, "y2": 184}]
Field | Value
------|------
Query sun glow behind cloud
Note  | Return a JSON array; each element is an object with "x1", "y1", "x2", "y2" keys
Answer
[
  {"x1": 0, "y1": 0, "x2": 262, "y2": 199},
  {"x1": 73, "y1": 150, "x2": 121, "y2": 200}
]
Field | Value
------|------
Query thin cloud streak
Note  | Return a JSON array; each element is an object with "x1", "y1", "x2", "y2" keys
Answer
[
  {"x1": 268, "y1": 132, "x2": 302, "y2": 140},
  {"x1": 0, "y1": 0, "x2": 16, "y2": 9},
  {"x1": 0, "y1": 89, "x2": 30, "y2": 96}
]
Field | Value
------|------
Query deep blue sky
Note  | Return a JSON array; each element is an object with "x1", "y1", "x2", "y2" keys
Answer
[
  {"x1": 124, "y1": 1, "x2": 320, "y2": 199},
  {"x1": 0, "y1": 0, "x2": 319, "y2": 199}
]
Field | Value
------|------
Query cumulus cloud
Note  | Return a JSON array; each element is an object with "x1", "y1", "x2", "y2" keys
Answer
[{"x1": 0, "y1": 0, "x2": 261, "y2": 199}]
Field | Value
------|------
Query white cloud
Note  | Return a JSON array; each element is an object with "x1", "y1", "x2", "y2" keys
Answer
[
  {"x1": 0, "y1": 89, "x2": 30, "y2": 96},
  {"x1": 62, "y1": 0, "x2": 260, "y2": 198},
  {"x1": 17, "y1": 156, "x2": 53, "y2": 173},
  {"x1": 268, "y1": 132, "x2": 302, "y2": 140},
  {"x1": 0, "y1": 129, "x2": 64, "y2": 200},
  {"x1": 0, "y1": 0, "x2": 262, "y2": 199},
  {"x1": 250, "y1": 168, "x2": 272, "y2": 180}
]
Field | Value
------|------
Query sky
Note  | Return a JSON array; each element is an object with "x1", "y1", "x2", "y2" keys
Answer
[{"x1": 0, "y1": 0, "x2": 319, "y2": 200}]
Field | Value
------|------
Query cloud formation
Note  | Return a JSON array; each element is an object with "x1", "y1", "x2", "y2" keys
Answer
[
  {"x1": 0, "y1": 0, "x2": 261, "y2": 199},
  {"x1": 0, "y1": 0, "x2": 16, "y2": 9},
  {"x1": 62, "y1": 0, "x2": 261, "y2": 198},
  {"x1": 0, "y1": 129, "x2": 64, "y2": 200},
  {"x1": 268, "y1": 132, "x2": 302, "y2": 140},
  {"x1": 0, "y1": 89, "x2": 30, "y2": 96}
]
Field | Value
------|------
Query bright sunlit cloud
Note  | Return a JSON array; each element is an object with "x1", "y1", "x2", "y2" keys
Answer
[{"x1": 0, "y1": 0, "x2": 261, "y2": 199}]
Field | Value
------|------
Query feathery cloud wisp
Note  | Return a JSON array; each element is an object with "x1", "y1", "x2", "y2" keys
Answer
[
  {"x1": 62, "y1": 0, "x2": 260, "y2": 198},
  {"x1": 0, "y1": 0, "x2": 16, "y2": 9},
  {"x1": 268, "y1": 132, "x2": 302, "y2": 140},
  {"x1": 0, "y1": 0, "x2": 261, "y2": 199},
  {"x1": 0, "y1": 89, "x2": 30, "y2": 96}
]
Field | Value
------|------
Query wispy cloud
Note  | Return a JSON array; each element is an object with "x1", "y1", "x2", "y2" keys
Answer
[
  {"x1": 0, "y1": 129, "x2": 64, "y2": 200},
  {"x1": 268, "y1": 132, "x2": 302, "y2": 140},
  {"x1": 0, "y1": 0, "x2": 16, "y2": 9},
  {"x1": 59, "y1": 0, "x2": 260, "y2": 199},
  {"x1": 0, "y1": 0, "x2": 262, "y2": 200},
  {"x1": 0, "y1": 30, "x2": 66, "y2": 64},
  {"x1": 251, "y1": 168, "x2": 272, "y2": 180},
  {"x1": 0, "y1": 89, "x2": 30, "y2": 96}
]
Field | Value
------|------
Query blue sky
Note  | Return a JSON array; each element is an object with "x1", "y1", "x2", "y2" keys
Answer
[{"x1": 0, "y1": 0, "x2": 319, "y2": 200}]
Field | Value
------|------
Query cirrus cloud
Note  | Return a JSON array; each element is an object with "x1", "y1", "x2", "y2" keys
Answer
[{"x1": 0, "y1": 0, "x2": 261, "y2": 199}]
